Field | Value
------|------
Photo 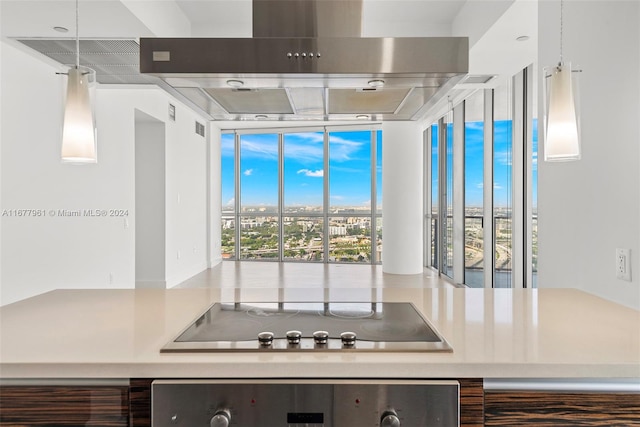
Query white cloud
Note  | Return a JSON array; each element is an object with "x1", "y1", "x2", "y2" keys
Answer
[
  {"x1": 243, "y1": 169, "x2": 253, "y2": 176},
  {"x1": 476, "y1": 182, "x2": 504, "y2": 190},
  {"x1": 331, "y1": 195, "x2": 345, "y2": 201},
  {"x1": 240, "y1": 137, "x2": 279, "y2": 159},
  {"x1": 226, "y1": 132, "x2": 367, "y2": 164},
  {"x1": 494, "y1": 150, "x2": 512, "y2": 166},
  {"x1": 297, "y1": 169, "x2": 324, "y2": 177}
]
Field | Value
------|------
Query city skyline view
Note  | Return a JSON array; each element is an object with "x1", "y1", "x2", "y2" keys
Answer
[{"x1": 221, "y1": 129, "x2": 382, "y2": 263}]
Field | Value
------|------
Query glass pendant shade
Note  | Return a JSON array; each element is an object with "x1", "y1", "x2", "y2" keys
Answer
[
  {"x1": 61, "y1": 66, "x2": 97, "y2": 163},
  {"x1": 543, "y1": 62, "x2": 581, "y2": 161}
]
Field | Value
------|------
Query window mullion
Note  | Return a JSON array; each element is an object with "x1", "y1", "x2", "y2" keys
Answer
[
  {"x1": 483, "y1": 89, "x2": 495, "y2": 288},
  {"x1": 524, "y1": 65, "x2": 534, "y2": 289},
  {"x1": 438, "y1": 117, "x2": 447, "y2": 275},
  {"x1": 424, "y1": 128, "x2": 432, "y2": 267},
  {"x1": 323, "y1": 128, "x2": 330, "y2": 263},
  {"x1": 453, "y1": 102, "x2": 465, "y2": 284},
  {"x1": 512, "y1": 71, "x2": 526, "y2": 289},
  {"x1": 278, "y1": 133, "x2": 284, "y2": 262},
  {"x1": 371, "y1": 130, "x2": 377, "y2": 264},
  {"x1": 234, "y1": 132, "x2": 241, "y2": 260}
]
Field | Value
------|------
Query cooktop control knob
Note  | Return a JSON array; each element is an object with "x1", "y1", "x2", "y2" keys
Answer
[
  {"x1": 286, "y1": 330, "x2": 302, "y2": 345},
  {"x1": 210, "y1": 409, "x2": 231, "y2": 427},
  {"x1": 380, "y1": 410, "x2": 401, "y2": 427},
  {"x1": 258, "y1": 331, "x2": 274, "y2": 346},
  {"x1": 313, "y1": 330, "x2": 329, "y2": 345},
  {"x1": 340, "y1": 331, "x2": 357, "y2": 347}
]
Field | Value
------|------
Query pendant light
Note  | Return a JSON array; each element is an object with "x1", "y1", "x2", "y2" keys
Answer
[
  {"x1": 543, "y1": 0, "x2": 581, "y2": 162},
  {"x1": 61, "y1": 0, "x2": 97, "y2": 164}
]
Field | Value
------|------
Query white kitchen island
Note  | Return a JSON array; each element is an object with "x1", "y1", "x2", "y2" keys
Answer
[
  {"x1": 0, "y1": 287, "x2": 637, "y2": 379},
  {"x1": 0, "y1": 287, "x2": 638, "y2": 426}
]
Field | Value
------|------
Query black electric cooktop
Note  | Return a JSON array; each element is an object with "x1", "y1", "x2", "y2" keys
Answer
[{"x1": 161, "y1": 302, "x2": 452, "y2": 352}]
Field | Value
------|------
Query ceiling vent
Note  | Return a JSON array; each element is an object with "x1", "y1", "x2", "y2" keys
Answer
[
  {"x1": 16, "y1": 39, "x2": 152, "y2": 85},
  {"x1": 457, "y1": 74, "x2": 497, "y2": 87}
]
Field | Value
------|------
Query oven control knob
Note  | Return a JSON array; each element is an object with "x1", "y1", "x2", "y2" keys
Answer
[
  {"x1": 380, "y1": 410, "x2": 401, "y2": 427},
  {"x1": 286, "y1": 330, "x2": 302, "y2": 345},
  {"x1": 340, "y1": 331, "x2": 356, "y2": 347},
  {"x1": 313, "y1": 330, "x2": 329, "y2": 345},
  {"x1": 258, "y1": 331, "x2": 274, "y2": 346},
  {"x1": 210, "y1": 409, "x2": 231, "y2": 427}
]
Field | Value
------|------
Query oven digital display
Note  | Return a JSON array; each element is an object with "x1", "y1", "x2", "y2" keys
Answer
[{"x1": 287, "y1": 412, "x2": 324, "y2": 423}]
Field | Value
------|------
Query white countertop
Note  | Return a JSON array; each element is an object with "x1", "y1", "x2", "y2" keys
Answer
[{"x1": 0, "y1": 288, "x2": 638, "y2": 379}]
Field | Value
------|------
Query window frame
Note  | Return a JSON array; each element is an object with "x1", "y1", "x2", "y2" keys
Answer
[
  {"x1": 425, "y1": 66, "x2": 535, "y2": 289},
  {"x1": 221, "y1": 125, "x2": 382, "y2": 264}
]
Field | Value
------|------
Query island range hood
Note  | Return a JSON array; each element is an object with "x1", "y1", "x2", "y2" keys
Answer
[{"x1": 139, "y1": 0, "x2": 468, "y2": 121}]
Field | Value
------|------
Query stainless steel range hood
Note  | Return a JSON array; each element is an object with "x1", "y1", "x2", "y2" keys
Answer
[{"x1": 139, "y1": 1, "x2": 468, "y2": 121}]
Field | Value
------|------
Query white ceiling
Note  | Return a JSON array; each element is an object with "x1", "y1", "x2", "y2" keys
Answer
[
  {"x1": 173, "y1": 0, "x2": 469, "y2": 37},
  {"x1": 1, "y1": 0, "x2": 470, "y2": 39},
  {"x1": 0, "y1": 0, "x2": 537, "y2": 116}
]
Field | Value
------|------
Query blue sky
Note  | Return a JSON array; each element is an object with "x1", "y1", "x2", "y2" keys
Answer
[
  {"x1": 433, "y1": 119, "x2": 538, "y2": 209},
  {"x1": 221, "y1": 130, "x2": 381, "y2": 208},
  {"x1": 223, "y1": 123, "x2": 536, "y2": 210}
]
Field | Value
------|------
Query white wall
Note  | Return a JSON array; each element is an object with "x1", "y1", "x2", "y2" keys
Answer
[
  {"x1": 537, "y1": 1, "x2": 640, "y2": 310},
  {"x1": 209, "y1": 123, "x2": 222, "y2": 266},
  {"x1": 382, "y1": 122, "x2": 424, "y2": 274},
  {"x1": 135, "y1": 112, "x2": 166, "y2": 287},
  {"x1": 0, "y1": 41, "x2": 210, "y2": 305},
  {"x1": 164, "y1": 97, "x2": 209, "y2": 287}
]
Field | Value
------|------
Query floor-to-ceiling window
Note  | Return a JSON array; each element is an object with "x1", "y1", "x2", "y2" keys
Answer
[
  {"x1": 493, "y1": 81, "x2": 513, "y2": 288},
  {"x1": 375, "y1": 130, "x2": 383, "y2": 263},
  {"x1": 239, "y1": 133, "x2": 279, "y2": 260},
  {"x1": 283, "y1": 131, "x2": 325, "y2": 261},
  {"x1": 426, "y1": 67, "x2": 535, "y2": 288},
  {"x1": 442, "y1": 113, "x2": 454, "y2": 278},
  {"x1": 222, "y1": 127, "x2": 381, "y2": 264},
  {"x1": 221, "y1": 132, "x2": 236, "y2": 259},
  {"x1": 464, "y1": 92, "x2": 485, "y2": 288},
  {"x1": 329, "y1": 130, "x2": 373, "y2": 263},
  {"x1": 531, "y1": 67, "x2": 539, "y2": 287},
  {"x1": 430, "y1": 123, "x2": 439, "y2": 269}
]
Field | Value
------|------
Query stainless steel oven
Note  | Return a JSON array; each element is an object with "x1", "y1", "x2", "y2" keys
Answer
[{"x1": 151, "y1": 379, "x2": 459, "y2": 426}]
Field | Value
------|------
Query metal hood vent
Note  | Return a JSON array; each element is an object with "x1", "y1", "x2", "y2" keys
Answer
[{"x1": 139, "y1": 0, "x2": 468, "y2": 121}]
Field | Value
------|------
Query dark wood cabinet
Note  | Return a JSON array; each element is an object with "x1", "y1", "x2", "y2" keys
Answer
[
  {"x1": 459, "y1": 378, "x2": 484, "y2": 427},
  {"x1": 485, "y1": 390, "x2": 640, "y2": 426},
  {"x1": 0, "y1": 385, "x2": 129, "y2": 426},
  {"x1": 129, "y1": 379, "x2": 152, "y2": 427}
]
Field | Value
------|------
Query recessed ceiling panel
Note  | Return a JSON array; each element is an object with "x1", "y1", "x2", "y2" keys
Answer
[
  {"x1": 287, "y1": 88, "x2": 325, "y2": 115},
  {"x1": 204, "y1": 88, "x2": 294, "y2": 114},
  {"x1": 327, "y1": 88, "x2": 411, "y2": 114}
]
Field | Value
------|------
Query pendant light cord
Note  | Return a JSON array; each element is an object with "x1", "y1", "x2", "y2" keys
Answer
[
  {"x1": 559, "y1": 0, "x2": 564, "y2": 66},
  {"x1": 75, "y1": 0, "x2": 80, "y2": 68}
]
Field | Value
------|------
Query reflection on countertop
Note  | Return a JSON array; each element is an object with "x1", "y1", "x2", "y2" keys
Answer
[{"x1": 1, "y1": 281, "x2": 638, "y2": 379}]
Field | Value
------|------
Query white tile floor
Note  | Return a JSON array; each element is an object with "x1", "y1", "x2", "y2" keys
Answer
[{"x1": 176, "y1": 261, "x2": 457, "y2": 289}]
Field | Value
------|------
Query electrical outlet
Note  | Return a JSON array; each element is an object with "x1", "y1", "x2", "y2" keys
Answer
[{"x1": 616, "y1": 248, "x2": 631, "y2": 281}]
